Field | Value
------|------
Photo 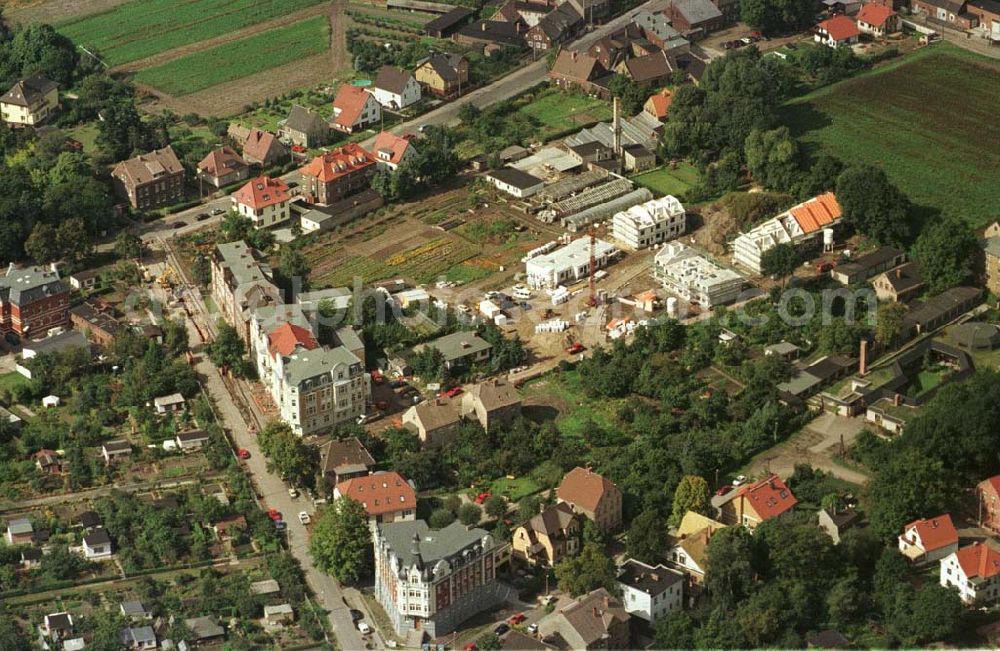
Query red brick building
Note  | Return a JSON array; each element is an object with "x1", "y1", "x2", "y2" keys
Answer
[
  {"x1": 0, "y1": 264, "x2": 70, "y2": 340},
  {"x1": 978, "y1": 476, "x2": 1000, "y2": 533},
  {"x1": 299, "y1": 144, "x2": 377, "y2": 205}
]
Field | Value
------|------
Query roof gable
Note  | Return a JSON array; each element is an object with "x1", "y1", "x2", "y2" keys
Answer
[
  {"x1": 818, "y1": 14, "x2": 861, "y2": 40},
  {"x1": 233, "y1": 175, "x2": 290, "y2": 211},
  {"x1": 903, "y1": 514, "x2": 958, "y2": 551},
  {"x1": 333, "y1": 84, "x2": 377, "y2": 128},
  {"x1": 300, "y1": 144, "x2": 376, "y2": 182},
  {"x1": 337, "y1": 471, "x2": 415, "y2": 516},
  {"x1": 557, "y1": 467, "x2": 620, "y2": 512},
  {"x1": 739, "y1": 474, "x2": 798, "y2": 521},
  {"x1": 374, "y1": 66, "x2": 416, "y2": 95},
  {"x1": 858, "y1": 3, "x2": 896, "y2": 25}
]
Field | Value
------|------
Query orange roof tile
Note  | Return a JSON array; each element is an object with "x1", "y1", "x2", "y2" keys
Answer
[
  {"x1": 243, "y1": 128, "x2": 281, "y2": 163},
  {"x1": 646, "y1": 89, "x2": 673, "y2": 119},
  {"x1": 739, "y1": 474, "x2": 797, "y2": 521},
  {"x1": 336, "y1": 472, "x2": 415, "y2": 516},
  {"x1": 332, "y1": 85, "x2": 376, "y2": 130},
  {"x1": 954, "y1": 543, "x2": 1000, "y2": 580},
  {"x1": 788, "y1": 192, "x2": 842, "y2": 234},
  {"x1": 817, "y1": 15, "x2": 860, "y2": 41},
  {"x1": 233, "y1": 176, "x2": 289, "y2": 211},
  {"x1": 903, "y1": 514, "x2": 958, "y2": 552},
  {"x1": 980, "y1": 475, "x2": 1000, "y2": 496},
  {"x1": 857, "y1": 3, "x2": 896, "y2": 27},
  {"x1": 198, "y1": 146, "x2": 247, "y2": 177},
  {"x1": 372, "y1": 131, "x2": 415, "y2": 167},
  {"x1": 557, "y1": 467, "x2": 620, "y2": 513},
  {"x1": 267, "y1": 323, "x2": 317, "y2": 357},
  {"x1": 300, "y1": 144, "x2": 376, "y2": 183}
]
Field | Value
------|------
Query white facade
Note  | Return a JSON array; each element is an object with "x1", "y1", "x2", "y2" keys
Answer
[
  {"x1": 940, "y1": 546, "x2": 1000, "y2": 605},
  {"x1": 485, "y1": 171, "x2": 544, "y2": 199},
  {"x1": 618, "y1": 560, "x2": 684, "y2": 624},
  {"x1": 612, "y1": 195, "x2": 686, "y2": 250},
  {"x1": 732, "y1": 218, "x2": 793, "y2": 274},
  {"x1": 654, "y1": 242, "x2": 744, "y2": 307},
  {"x1": 232, "y1": 193, "x2": 290, "y2": 229},
  {"x1": 368, "y1": 77, "x2": 422, "y2": 110},
  {"x1": 526, "y1": 237, "x2": 618, "y2": 289}
]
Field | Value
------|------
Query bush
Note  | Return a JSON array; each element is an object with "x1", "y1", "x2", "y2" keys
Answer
[
  {"x1": 429, "y1": 508, "x2": 456, "y2": 529},
  {"x1": 458, "y1": 503, "x2": 482, "y2": 526}
]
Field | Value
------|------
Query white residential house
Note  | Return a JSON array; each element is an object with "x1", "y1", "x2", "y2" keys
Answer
[
  {"x1": 732, "y1": 192, "x2": 842, "y2": 274},
  {"x1": 654, "y1": 241, "x2": 744, "y2": 307},
  {"x1": 940, "y1": 543, "x2": 1000, "y2": 605},
  {"x1": 101, "y1": 440, "x2": 132, "y2": 464},
  {"x1": 82, "y1": 529, "x2": 113, "y2": 559},
  {"x1": 153, "y1": 393, "x2": 185, "y2": 414},
  {"x1": 175, "y1": 430, "x2": 211, "y2": 452},
  {"x1": 617, "y1": 559, "x2": 685, "y2": 624},
  {"x1": 1, "y1": 75, "x2": 59, "y2": 126},
  {"x1": 611, "y1": 195, "x2": 686, "y2": 250},
  {"x1": 526, "y1": 237, "x2": 619, "y2": 289},
  {"x1": 485, "y1": 167, "x2": 545, "y2": 199},
  {"x1": 232, "y1": 176, "x2": 291, "y2": 229},
  {"x1": 898, "y1": 514, "x2": 959, "y2": 565},
  {"x1": 369, "y1": 66, "x2": 422, "y2": 110},
  {"x1": 120, "y1": 626, "x2": 157, "y2": 650},
  {"x1": 263, "y1": 603, "x2": 295, "y2": 627},
  {"x1": 372, "y1": 131, "x2": 417, "y2": 171}
]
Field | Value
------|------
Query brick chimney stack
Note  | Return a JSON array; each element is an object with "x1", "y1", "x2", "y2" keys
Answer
[{"x1": 859, "y1": 339, "x2": 868, "y2": 376}]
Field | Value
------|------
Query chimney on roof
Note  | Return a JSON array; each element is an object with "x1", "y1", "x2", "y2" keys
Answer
[
  {"x1": 893, "y1": 392, "x2": 902, "y2": 406},
  {"x1": 482, "y1": 21, "x2": 488, "y2": 31},
  {"x1": 896, "y1": 267, "x2": 903, "y2": 279}
]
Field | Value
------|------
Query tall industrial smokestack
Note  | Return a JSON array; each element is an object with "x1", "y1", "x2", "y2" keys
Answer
[
  {"x1": 612, "y1": 96, "x2": 622, "y2": 157},
  {"x1": 859, "y1": 339, "x2": 868, "y2": 377}
]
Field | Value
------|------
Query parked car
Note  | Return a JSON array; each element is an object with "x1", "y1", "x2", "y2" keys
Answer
[
  {"x1": 170, "y1": 221, "x2": 185, "y2": 229},
  {"x1": 508, "y1": 613, "x2": 526, "y2": 625},
  {"x1": 291, "y1": 144, "x2": 306, "y2": 153},
  {"x1": 565, "y1": 343, "x2": 585, "y2": 355},
  {"x1": 732, "y1": 475, "x2": 747, "y2": 487},
  {"x1": 268, "y1": 508, "x2": 282, "y2": 521},
  {"x1": 288, "y1": 487, "x2": 299, "y2": 499},
  {"x1": 237, "y1": 448, "x2": 251, "y2": 459},
  {"x1": 298, "y1": 511, "x2": 311, "y2": 525},
  {"x1": 358, "y1": 621, "x2": 372, "y2": 635},
  {"x1": 275, "y1": 520, "x2": 287, "y2": 531},
  {"x1": 350, "y1": 609, "x2": 364, "y2": 623},
  {"x1": 210, "y1": 207, "x2": 225, "y2": 215},
  {"x1": 444, "y1": 386, "x2": 463, "y2": 398},
  {"x1": 493, "y1": 623, "x2": 510, "y2": 636},
  {"x1": 375, "y1": 400, "x2": 389, "y2": 410},
  {"x1": 389, "y1": 380, "x2": 407, "y2": 389},
  {"x1": 474, "y1": 492, "x2": 492, "y2": 505},
  {"x1": 716, "y1": 485, "x2": 733, "y2": 496},
  {"x1": 815, "y1": 260, "x2": 837, "y2": 273},
  {"x1": 195, "y1": 213, "x2": 210, "y2": 221},
  {"x1": 527, "y1": 623, "x2": 538, "y2": 634}
]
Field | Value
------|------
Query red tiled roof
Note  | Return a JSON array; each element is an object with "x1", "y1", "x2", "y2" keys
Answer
[
  {"x1": 372, "y1": 131, "x2": 415, "y2": 167},
  {"x1": 332, "y1": 85, "x2": 375, "y2": 130},
  {"x1": 233, "y1": 176, "x2": 290, "y2": 211},
  {"x1": 818, "y1": 15, "x2": 860, "y2": 41},
  {"x1": 857, "y1": 3, "x2": 896, "y2": 26},
  {"x1": 646, "y1": 89, "x2": 673, "y2": 119},
  {"x1": 903, "y1": 514, "x2": 958, "y2": 552},
  {"x1": 557, "y1": 467, "x2": 620, "y2": 513},
  {"x1": 197, "y1": 146, "x2": 247, "y2": 177},
  {"x1": 739, "y1": 474, "x2": 798, "y2": 521},
  {"x1": 300, "y1": 144, "x2": 376, "y2": 183},
  {"x1": 980, "y1": 475, "x2": 1000, "y2": 496},
  {"x1": 267, "y1": 323, "x2": 317, "y2": 357},
  {"x1": 336, "y1": 472, "x2": 415, "y2": 516},
  {"x1": 243, "y1": 129, "x2": 280, "y2": 162},
  {"x1": 954, "y1": 543, "x2": 1000, "y2": 580},
  {"x1": 788, "y1": 192, "x2": 842, "y2": 233}
]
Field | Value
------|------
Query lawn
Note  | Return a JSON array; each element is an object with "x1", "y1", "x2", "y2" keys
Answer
[
  {"x1": 632, "y1": 163, "x2": 700, "y2": 197},
  {"x1": 57, "y1": 0, "x2": 327, "y2": 67},
  {"x1": 134, "y1": 17, "x2": 330, "y2": 96},
  {"x1": 524, "y1": 368, "x2": 621, "y2": 439},
  {"x1": 0, "y1": 372, "x2": 29, "y2": 394},
  {"x1": 489, "y1": 476, "x2": 541, "y2": 502},
  {"x1": 782, "y1": 44, "x2": 1000, "y2": 229},
  {"x1": 519, "y1": 90, "x2": 613, "y2": 139}
]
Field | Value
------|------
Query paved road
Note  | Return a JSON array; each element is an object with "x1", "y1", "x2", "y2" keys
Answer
[
  {"x1": 360, "y1": 0, "x2": 670, "y2": 148},
  {"x1": 153, "y1": 237, "x2": 378, "y2": 651}
]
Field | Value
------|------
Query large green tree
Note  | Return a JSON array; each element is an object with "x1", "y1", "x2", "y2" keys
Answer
[
  {"x1": 835, "y1": 164, "x2": 912, "y2": 245},
  {"x1": 206, "y1": 321, "x2": 248, "y2": 375},
  {"x1": 258, "y1": 421, "x2": 319, "y2": 489},
  {"x1": 744, "y1": 127, "x2": 801, "y2": 192},
  {"x1": 913, "y1": 213, "x2": 979, "y2": 293},
  {"x1": 554, "y1": 542, "x2": 619, "y2": 597},
  {"x1": 669, "y1": 475, "x2": 711, "y2": 527},
  {"x1": 309, "y1": 497, "x2": 372, "y2": 583}
]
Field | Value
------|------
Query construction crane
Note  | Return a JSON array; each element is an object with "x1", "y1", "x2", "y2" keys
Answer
[{"x1": 587, "y1": 226, "x2": 598, "y2": 308}]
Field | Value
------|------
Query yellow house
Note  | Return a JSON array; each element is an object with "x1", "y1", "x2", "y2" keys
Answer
[
  {"x1": 512, "y1": 502, "x2": 580, "y2": 566},
  {"x1": 1, "y1": 76, "x2": 59, "y2": 126},
  {"x1": 414, "y1": 53, "x2": 469, "y2": 97}
]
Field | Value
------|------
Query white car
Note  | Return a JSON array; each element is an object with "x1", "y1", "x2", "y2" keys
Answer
[
  {"x1": 357, "y1": 621, "x2": 372, "y2": 634},
  {"x1": 732, "y1": 475, "x2": 747, "y2": 487},
  {"x1": 527, "y1": 623, "x2": 539, "y2": 634},
  {"x1": 298, "y1": 511, "x2": 311, "y2": 525},
  {"x1": 288, "y1": 487, "x2": 299, "y2": 499}
]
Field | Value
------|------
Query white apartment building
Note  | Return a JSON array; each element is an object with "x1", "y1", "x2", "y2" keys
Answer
[
  {"x1": 617, "y1": 559, "x2": 685, "y2": 624},
  {"x1": 732, "y1": 192, "x2": 842, "y2": 274},
  {"x1": 654, "y1": 242, "x2": 744, "y2": 307},
  {"x1": 612, "y1": 195, "x2": 686, "y2": 250},
  {"x1": 940, "y1": 543, "x2": 1000, "y2": 605},
  {"x1": 526, "y1": 237, "x2": 618, "y2": 289},
  {"x1": 211, "y1": 241, "x2": 281, "y2": 347},
  {"x1": 232, "y1": 176, "x2": 291, "y2": 229},
  {"x1": 251, "y1": 309, "x2": 369, "y2": 437},
  {"x1": 374, "y1": 520, "x2": 510, "y2": 639}
]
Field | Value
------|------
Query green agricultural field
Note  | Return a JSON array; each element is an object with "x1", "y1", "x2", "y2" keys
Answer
[
  {"x1": 632, "y1": 163, "x2": 700, "y2": 197},
  {"x1": 134, "y1": 17, "x2": 330, "y2": 96},
  {"x1": 519, "y1": 90, "x2": 613, "y2": 139},
  {"x1": 58, "y1": 0, "x2": 326, "y2": 67},
  {"x1": 0, "y1": 372, "x2": 29, "y2": 394},
  {"x1": 783, "y1": 44, "x2": 1000, "y2": 228}
]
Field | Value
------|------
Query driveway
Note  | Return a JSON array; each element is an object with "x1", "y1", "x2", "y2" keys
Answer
[{"x1": 742, "y1": 412, "x2": 870, "y2": 485}]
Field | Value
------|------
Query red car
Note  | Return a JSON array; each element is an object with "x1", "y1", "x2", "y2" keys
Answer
[
  {"x1": 371, "y1": 370, "x2": 384, "y2": 384},
  {"x1": 565, "y1": 343, "x2": 585, "y2": 354},
  {"x1": 237, "y1": 448, "x2": 251, "y2": 460},
  {"x1": 715, "y1": 486, "x2": 733, "y2": 497},
  {"x1": 474, "y1": 492, "x2": 492, "y2": 505},
  {"x1": 815, "y1": 261, "x2": 837, "y2": 273},
  {"x1": 464, "y1": 644, "x2": 478, "y2": 651},
  {"x1": 375, "y1": 400, "x2": 389, "y2": 411},
  {"x1": 508, "y1": 613, "x2": 526, "y2": 625},
  {"x1": 445, "y1": 386, "x2": 463, "y2": 398},
  {"x1": 268, "y1": 508, "x2": 282, "y2": 522},
  {"x1": 291, "y1": 144, "x2": 306, "y2": 153}
]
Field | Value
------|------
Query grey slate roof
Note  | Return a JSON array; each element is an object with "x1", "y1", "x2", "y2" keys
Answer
[
  {"x1": 670, "y1": 0, "x2": 723, "y2": 23},
  {"x1": 84, "y1": 529, "x2": 111, "y2": 546},
  {"x1": 618, "y1": 558, "x2": 684, "y2": 596},
  {"x1": 424, "y1": 7, "x2": 474, "y2": 34},
  {"x1": 1, "y1": 75, "x2": 57, "y2": 107},
  {"x1": 417, "y1": 53, "x2": 466, "y2": 83},
  {"x1": 284, "y1": 105, "x2": 327, "y2": 134},
  {"x1": 380, "y1": 519, "x2": 493, "y2": 567},
  {"x1": 284, "y1": 346, "x2": 362, "y2": 386},
  {"x1": 0, "y1": 265, "x2": 66, "y2": 306},
  {"x1": 374, "y1": 66, "x2": 416, "y2": 95},
  {"x1": 414, "y1": 331, "x2": 493, "y2": 363},
  {"x1": 185, "y1": 616, "x2": 224, "y2": 640},
  {"x1": 24, "y1": 331, "x2": 89, "y2": 357},
  {"x1": 121, "y1": 626, "x2": 156, "y2": 646},
  {"x1": 487, "y1": 167, "x2": 544, "y2": 191},
  {"x1": 7, "y1": 517, "x2": 32, "y2": 535}
]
